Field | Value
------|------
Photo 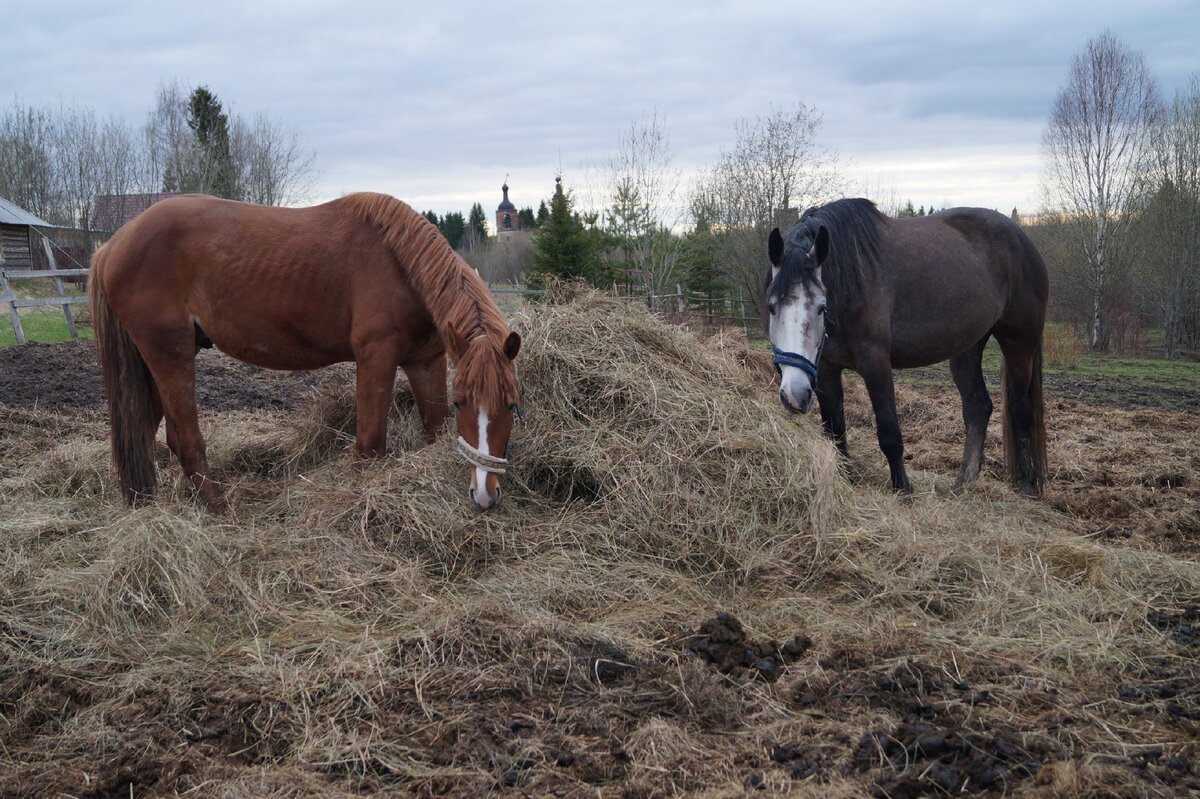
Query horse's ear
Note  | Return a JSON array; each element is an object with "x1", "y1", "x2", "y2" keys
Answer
[
  {"x1": 768, "y1": 228, "x2": 784, "y2": 266},
  {"x1": 504, "y1": 331, "x2": 521, "y2": 360},
  {"x1": 814, "y1": 226, "x2": 830, "y2": 265}
]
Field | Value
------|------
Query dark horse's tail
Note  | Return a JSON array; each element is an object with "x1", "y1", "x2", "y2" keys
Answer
[
  {"x1": 1001, "y1": 341, "x2": 1047, "y2": 496},
  {"x1": 89, "y1": 248, "x2": 157, "y2": 505}
]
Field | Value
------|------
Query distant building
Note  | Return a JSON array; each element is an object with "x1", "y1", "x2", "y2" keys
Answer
[
  {"x1": 495, "y1": 182, "x2": 518, "y2": 240},
  {"x1": 89, "y1": 193, "x2": 179, "y2": 233},
  {"x1": 0, "y1": 196, "x2": 55, "y2": 269}
]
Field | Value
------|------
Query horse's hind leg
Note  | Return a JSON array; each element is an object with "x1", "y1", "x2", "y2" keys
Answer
[
  {"x1": 139, "y1": 339, "x2": 225, "y2": 512},
  {"x1": 994, "y1": 331, "x2": 1045, "y2": 497},
  {"x1": 949, "y1": 336, "x2": 993, "y2": 493}
]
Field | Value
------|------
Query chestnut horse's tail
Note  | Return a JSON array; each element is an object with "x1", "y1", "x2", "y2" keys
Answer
[
  {"x1": 89, "y1": 254, "x2": 157, "y2": 505},
  {"x1": 1001, "y1": 340, "x2": 1047, "y2": 496}
]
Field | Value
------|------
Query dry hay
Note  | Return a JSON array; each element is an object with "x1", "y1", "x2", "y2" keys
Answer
[{"x1": 1, "y1": 289, "x2": 1199, "y2": 797}]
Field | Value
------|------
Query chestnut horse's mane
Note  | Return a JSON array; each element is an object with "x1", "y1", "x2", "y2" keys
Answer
[{"x1": 340, "y1": 192, "x2": 517, "y2": 408}]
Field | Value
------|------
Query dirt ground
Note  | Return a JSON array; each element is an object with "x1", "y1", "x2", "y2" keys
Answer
[{"x1": 1, "y1": 335, "x2": 1197, "y2": 797}]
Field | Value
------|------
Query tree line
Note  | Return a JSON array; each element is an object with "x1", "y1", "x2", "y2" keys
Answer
[
  {"x1": 512, "y1": 104, "x2": 845, "y2": 313},
  {"x1": 0, "y1": 81, "x2": 316, "y2": 237}
]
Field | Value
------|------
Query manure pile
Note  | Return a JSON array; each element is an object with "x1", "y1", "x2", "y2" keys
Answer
[{"x1": 1, "y1": 290, "x2": 1198, "y2": 797}]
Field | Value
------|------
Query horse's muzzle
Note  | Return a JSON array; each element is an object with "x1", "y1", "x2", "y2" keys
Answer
[
  {"x1": 470, "y1": 485, "x2": 501, "y2": 510},
  {"x1": 780, "y1": 386, "x2": 813, "y2": 414}
]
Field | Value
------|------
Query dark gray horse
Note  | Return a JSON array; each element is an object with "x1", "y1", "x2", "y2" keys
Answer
[{"x1": 763, "y1": 199, "x2": 1048, "y2": 496}]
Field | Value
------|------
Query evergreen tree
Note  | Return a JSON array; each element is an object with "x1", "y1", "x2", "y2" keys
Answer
[
  {"x1": 606, "y1": 177, "x2": 651, "y2": 290},
  {"x1": 467, "y1": 202, "x2": 488, "y2": 245},
  {"x1": 439, "y1": 212, "x2": 465, "y2": 248},
  {"x1": 531, "y1": 177, "x2": 604, "y2": 286},
  {"x1": 1010, "y1": 207, "x2": 1022, "y2": 225},
  {"x1": 518, "y1": 206, "x2": 536, "y2": 229},
  {"x1": 917, "y1": 205, "x2": 926, "y2": 216},
  {"x1": 898, "y1": 199, "x2": 917, "y2": 218},
  {"x1": 184, "y1": 86, "x2": 235, "y2": 198},
  {"x1": 422, "y1": 209, "x2": 440, "y2": 227},
  {"x1": 535, "y1": 200, "x2": 550, "y2": 227}
]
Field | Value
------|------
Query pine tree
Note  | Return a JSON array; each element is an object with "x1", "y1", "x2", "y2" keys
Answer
[
  {"x1": 518, "y1": 207, "x2": 536, "y2": 229},
  {"x1": 439, "y1": 212, "x2": 465, "y2": 248},
  {"x1": 184, "y1": 86, "x2": 235, "y2": 198},
  {"x1": 423, "y1": 209, "x2": 440, "y2": 227},
  {"x1": 535, "y1": 200, "x2": 550, "y2": 227},
  {"x1": 531, "y1": 177, "x2": 603, "y2": 286},
  {"x1": 467, "y1": 202, "x2": 488, "y2": 247}
]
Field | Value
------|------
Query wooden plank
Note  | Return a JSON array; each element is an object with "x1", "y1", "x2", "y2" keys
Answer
[
  {"x1": 42, "y1": 238, "x2": 77, "y2": 338},
  {"x1": 0, "y1": 270, "x2": 25, "y2": 344},
  {"x1": 11, "y1": 295, "x2": 87, "y2": 308},
  {"x1": 3, "y1": 268, "x2": 91, "y2": 279}
]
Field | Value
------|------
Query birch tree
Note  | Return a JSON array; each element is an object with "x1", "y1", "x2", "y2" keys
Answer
[{"x1": 1043, "y1": 31, "x2": 1160, "y2": 350}]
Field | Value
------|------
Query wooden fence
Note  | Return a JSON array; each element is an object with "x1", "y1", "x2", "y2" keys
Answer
[
  {"x1": 0, "y1": 230, "x2": 88, "y2": 344},
  {"x1": 3, "y1": 275, "x2": 762, "y2": 347}
]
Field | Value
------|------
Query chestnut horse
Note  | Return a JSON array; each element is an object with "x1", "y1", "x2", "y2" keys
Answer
[
  {"x1": 89, "y1": 192, "x2": 521, "y2": 512},
  {"x1": 764, "y1": 199, "x2": 1048, "y2": 496}
]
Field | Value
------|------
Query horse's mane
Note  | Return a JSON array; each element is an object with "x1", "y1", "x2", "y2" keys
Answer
[
  {"x1": 339, "y1": 192, "x2": 517, "y2": 408},
  {"x1": 781, "y1": 198, "x2": 885, "y2": 310}
]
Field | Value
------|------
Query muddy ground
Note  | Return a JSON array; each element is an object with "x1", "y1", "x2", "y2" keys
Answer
[{"x1": 1, "y1": 338, "x2": 1198, "y2": 797}]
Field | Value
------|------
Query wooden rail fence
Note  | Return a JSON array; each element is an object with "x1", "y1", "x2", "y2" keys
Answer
[{"x1": 0, "y1": 230, "x2": 88, "y2": 344}]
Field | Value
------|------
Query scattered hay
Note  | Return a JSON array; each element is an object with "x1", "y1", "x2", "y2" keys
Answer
[{"x1": 2, "y1": 291, "x2": 1200, "y2": 796}]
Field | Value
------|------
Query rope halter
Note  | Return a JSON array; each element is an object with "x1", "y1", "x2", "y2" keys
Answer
[{"x1": 455, "y1": 436, "x2": 508, "y2": 474}]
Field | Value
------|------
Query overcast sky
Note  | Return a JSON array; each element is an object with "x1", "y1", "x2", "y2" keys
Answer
[{"x1": 4, "y1": 1, "x2": 1197, "y2": 218}]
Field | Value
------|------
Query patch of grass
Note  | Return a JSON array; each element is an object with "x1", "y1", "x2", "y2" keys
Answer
[{"x1": 0, "y1": 309, "x2": 91, "y2": 347}]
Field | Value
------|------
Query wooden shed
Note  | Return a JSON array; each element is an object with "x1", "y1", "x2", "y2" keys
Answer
[{"x1": 0, "y1": 196, "x2": 52, "y2": 269}]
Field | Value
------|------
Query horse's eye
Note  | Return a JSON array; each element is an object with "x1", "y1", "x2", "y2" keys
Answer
[
  {"x1": 452, "y1": 401, "x2": 461, "y2": 409},
  {"x1": 817, "y1": 304, "x2": 827, "y2": 316},
  {"x1": 768, "y1": 300, "x2": 778, "y2": 317}
]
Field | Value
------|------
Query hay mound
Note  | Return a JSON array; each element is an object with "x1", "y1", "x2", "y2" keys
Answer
[{"x1": 264, "y1": 290, "x2": 844, "y2": 590}]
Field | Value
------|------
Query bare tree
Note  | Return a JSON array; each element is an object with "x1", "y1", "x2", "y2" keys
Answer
[
  {"x1": 1043, "y1": 31, "x2": 1160, "y2": 351},
  {"x1": 0, "y1": 101, "x2": 58, "y2": 222},
  {"x1": 605, "y1": 112, "x2": 686, "y2": 299},
  {"x1": 1135, "y1": 74, "x2": 1200, "y2": 358},
  {"x1": 697, "y1": 103, "x2": 845, "y2": 298},
  {"x1": 232, "y1": 112, "x2": 317, "y2": 206},
  {"x1": 144, "y1": 80, "x2": 196, "y2": 196}
]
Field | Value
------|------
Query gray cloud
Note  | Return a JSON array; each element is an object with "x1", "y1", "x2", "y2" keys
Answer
[{"x1": 3, "y1": 0, "x2": 1196, "y2": 215}]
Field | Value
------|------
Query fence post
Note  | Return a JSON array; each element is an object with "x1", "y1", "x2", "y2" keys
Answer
[
  {"x1": 41, "y1": 237, "x2": 78, "y2": 338},
  {"x1": 0, "y1": 267, "x2": 25, "y2": 344}
]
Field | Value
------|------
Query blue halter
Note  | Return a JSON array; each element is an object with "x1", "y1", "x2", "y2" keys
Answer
[{"x1": 771, "y1": 334, "x2": 827, "y2": 386}]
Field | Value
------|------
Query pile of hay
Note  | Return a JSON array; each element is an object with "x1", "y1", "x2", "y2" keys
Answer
[{"x1": 1, "y1": 289, "x2": 1198, "y2": 797}]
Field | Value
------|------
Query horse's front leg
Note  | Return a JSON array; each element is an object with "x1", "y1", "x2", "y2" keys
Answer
[
  {"x1": 814, "y1": 361, "x2": 848, "y2": 457},
  {"x1": 401, "y1": 351, "x2": 449, "y2": 444},
  {"x1": 353, "y1": 339, "x2": 401, "y2": 459},
  {"x1": 857, "y1": 350, "x2": 912, "y2": 495}
]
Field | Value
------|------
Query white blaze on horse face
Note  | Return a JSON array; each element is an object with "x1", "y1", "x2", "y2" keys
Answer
[
  {"x1": 470, "y1": 408, "x2": 499, "y2": 509},
  {"x1": 770, "y1": 276, "x2": 826, "y2": 411}
]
